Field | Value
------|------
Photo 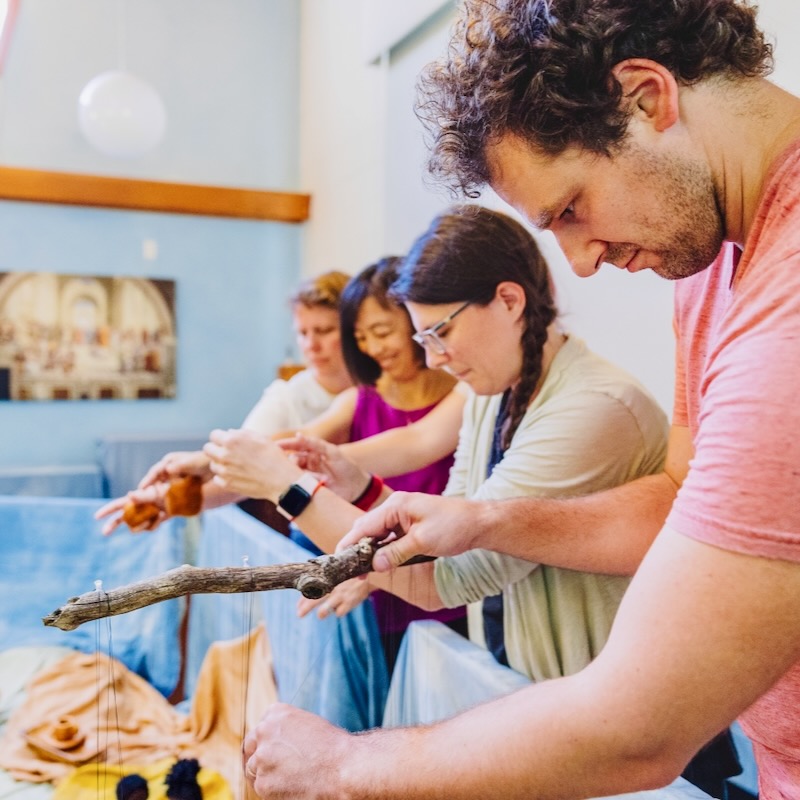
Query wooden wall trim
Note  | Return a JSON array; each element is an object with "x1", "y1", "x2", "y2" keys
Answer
[{"x1": 0, "y1": 165, "x2": 311, "y2": 222}]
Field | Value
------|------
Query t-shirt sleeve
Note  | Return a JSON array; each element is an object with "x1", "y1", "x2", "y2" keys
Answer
[
  {"x1": 668, "y1": 257, "x2": 800, "y2": 561},
  {"x1": 241, "y1": 379, "x2": 293, "y2": 435}
]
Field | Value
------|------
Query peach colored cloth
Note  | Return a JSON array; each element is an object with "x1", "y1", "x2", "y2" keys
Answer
[{"x1": 0, "y1": 624, "x2": 275, "y2": 792}]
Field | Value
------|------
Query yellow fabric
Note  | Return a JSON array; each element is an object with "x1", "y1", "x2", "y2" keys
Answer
[
  {"x1": 52, "y1": 757, "x2": 232, "y2": 800},
  {"x1": 0, "y1": 624, "x2": 276, "y2": 791}
]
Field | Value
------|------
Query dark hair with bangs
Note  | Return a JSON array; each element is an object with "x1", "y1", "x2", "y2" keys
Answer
[
  {"x1": 418, "y1": 0, "x2": 773, "y2": 197},
  {"x1": 339, "y1": 257, "x2": 426, "y2": 386}
]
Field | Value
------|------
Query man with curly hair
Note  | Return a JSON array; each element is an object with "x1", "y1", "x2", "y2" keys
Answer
[{"x1": 241, "y1": 1, "x2": 800, "y2": 798}]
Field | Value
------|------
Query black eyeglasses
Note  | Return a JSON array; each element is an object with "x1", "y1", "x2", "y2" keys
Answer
[{"x1": 411, "y1": 301, "x2": 471, "y2": 355}]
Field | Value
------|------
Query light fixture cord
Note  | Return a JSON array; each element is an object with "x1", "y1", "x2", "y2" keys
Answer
[{"x1": 116, "y1": 0, "x2": 126, "y2": 71}]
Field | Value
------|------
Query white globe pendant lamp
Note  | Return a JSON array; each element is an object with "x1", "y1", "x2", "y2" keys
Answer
[{"x1": 77, "y1": 69, "x2": 167, "y2": 158}]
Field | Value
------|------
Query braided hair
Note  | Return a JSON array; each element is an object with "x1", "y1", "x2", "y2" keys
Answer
[{"x1": 390, "y1": 205, "x2": 557, "y2": 449}]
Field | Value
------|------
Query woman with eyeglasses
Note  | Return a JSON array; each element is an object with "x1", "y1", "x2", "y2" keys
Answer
[
  {"x1": 275, "y1": 302, "x2": 474, "y2": 491},
  {"x1": 205, "y1": 204, "x2": 668, "y2": 684}
]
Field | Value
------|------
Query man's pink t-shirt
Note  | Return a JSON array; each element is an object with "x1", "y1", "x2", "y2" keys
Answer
[{"x1": 667, "y1": 141, "x2": 800, "y2": 799}]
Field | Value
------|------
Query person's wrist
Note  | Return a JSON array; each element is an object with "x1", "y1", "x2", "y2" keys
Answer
[
  {"x1": 349, "y1": 473, "x2": 372, "y2": 504},
  {"x1": 471, "y1": 499, "x2": 495, "y2": 551},
  {"x1": 352, "y1": 474, "x2": 385, "y2": 511},
  {"x1": 276, "y1": 472, "x2": 325, "y2": 521},
  {"x1": 268, "y1": 466, "x2": 305, "y2": 504}
]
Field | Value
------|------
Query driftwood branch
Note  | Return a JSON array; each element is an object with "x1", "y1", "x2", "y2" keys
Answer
[{"x1": 43, "y1": 538, "x2": 377, "y2": 631}]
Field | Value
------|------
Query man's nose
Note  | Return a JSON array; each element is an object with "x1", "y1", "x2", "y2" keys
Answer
[{"x1": 556, "y1": 232, "x2": 604, "y2": 278}]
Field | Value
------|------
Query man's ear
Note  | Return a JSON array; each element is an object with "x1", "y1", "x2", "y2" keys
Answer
[{"x1": 611, "y1": 58, "x2": 680, "y2": 132}]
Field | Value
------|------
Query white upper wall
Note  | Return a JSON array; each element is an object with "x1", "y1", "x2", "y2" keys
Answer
[
  {"x1": 298, "y1": 0, "x2": 800, "y2": 415},
  {"x1": 1, "y1": 0, "x2": 301, "y2": 188},
  {"x1": 359, "y1": 0, "x2": 451, "y2": 64}
]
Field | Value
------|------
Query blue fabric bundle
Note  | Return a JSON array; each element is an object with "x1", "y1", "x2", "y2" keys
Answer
[
  {"x1": 187, "y1": 505, "x2": 388, "y2": 732},
  {"x1": 0, "y1": 495, "x2": 185, "y2": 697}
]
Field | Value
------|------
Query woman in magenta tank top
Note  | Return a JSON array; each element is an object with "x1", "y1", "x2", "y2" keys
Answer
[{"x1": 294, "y1": 257, "x2": 466, "y2": 670}]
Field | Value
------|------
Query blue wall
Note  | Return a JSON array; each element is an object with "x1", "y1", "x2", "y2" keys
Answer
[{"x1": 0, "y1": 0, "x2": 304, "y2": 468}]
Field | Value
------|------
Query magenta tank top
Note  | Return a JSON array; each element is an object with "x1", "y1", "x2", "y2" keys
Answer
[{"x1": 350, "y1": 385, "x2": 465, "y2": 634}]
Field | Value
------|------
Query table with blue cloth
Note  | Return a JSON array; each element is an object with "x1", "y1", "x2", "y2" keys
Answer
[
  {"x1": 0, "y1": 464, "x2": 103, "y2": 498},
  {"x1": 0, "y1": 495, "x2": 186, "y2": 697},
  {"x1": 186, "y1": 504, "x2": 389, "y2": 732}
]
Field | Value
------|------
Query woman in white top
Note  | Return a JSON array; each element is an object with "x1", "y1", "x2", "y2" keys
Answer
[
  {"x1": 241, "y1": 271, "x2": 353, "y2": 435},
  {"x1": 96, "y1": 270, "x2": 353, "y2": 534}
]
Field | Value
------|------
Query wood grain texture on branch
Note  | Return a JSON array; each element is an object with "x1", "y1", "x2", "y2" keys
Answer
[{"x1": 43, "y1": 538, "x2": 377, "y2": 631}]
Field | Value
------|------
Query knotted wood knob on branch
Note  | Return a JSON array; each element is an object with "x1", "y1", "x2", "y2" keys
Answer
[{"x1": 295, "y1": 575, "x2": 329, "y2": 599}]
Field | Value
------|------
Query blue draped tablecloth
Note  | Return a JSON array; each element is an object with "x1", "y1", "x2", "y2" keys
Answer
[
  {"x1": 186, "y1": 505, "x2": 388, "y2": 732},
  {"x1": 384, "y1": 621, "x2": 716, "y2": 800},
  {"x1": 0, "y1": 496, "x2": 185, "y2": 697}
]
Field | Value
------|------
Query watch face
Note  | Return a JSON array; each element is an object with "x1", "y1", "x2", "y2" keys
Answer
[{"x1": 278, "y1": 483, "x2": 312, "y2": 519}]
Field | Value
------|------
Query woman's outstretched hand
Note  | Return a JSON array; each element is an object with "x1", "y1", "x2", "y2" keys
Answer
[
  {"x1": 94, "y1": 483, "x2": 170, "y2": 536},
  {"x1": 279, "y1": 433, "x2": 371, "y2": 503},
  {"x1": 137, "y1": 449, "x2": 212, "y2": 490},
  {"x1": 204, "y1": 428, "x2": 303, "y2": 502}
]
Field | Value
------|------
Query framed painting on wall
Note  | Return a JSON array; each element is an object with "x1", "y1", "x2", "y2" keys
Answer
[{"x1": 0, "y1": 271, "x2": 176, "y2": 401}]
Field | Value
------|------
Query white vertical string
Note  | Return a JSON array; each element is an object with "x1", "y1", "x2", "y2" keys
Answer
[
  {"x1": 239, "y1": 555, "x2": 255, "y2": 800},
  {"x1": 94, "y1": 578, "x2": 124, "y2": 797}
]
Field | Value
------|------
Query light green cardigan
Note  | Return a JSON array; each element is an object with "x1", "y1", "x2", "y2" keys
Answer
[{"x1": 435, "y1": 335, "x2": 668, "y2": 682}]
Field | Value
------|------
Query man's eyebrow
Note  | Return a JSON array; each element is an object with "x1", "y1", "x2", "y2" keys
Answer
[
  {"x1": 531, "y1": 192, "x2": 574, "y2": 230},
  {"x1": 532, "y1": 208, "x2": 555, "y2": 230}
]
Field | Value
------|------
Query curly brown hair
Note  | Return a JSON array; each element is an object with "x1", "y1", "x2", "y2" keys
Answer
[{"x1": 418, "y1": 0, "x2": 773, "y2": 197}]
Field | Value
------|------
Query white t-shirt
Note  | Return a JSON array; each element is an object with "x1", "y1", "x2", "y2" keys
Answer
[{"x1": 241, "y1": 369, "x2": 338, "y2": 435}]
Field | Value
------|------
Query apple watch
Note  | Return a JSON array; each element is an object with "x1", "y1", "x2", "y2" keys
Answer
[{"x1": 276, "y1": 472, "x2": 324, "y2": 521}]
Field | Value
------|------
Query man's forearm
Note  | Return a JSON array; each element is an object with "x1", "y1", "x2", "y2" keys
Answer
[
  {"x1": 339, "y1": 674, "x2": 678, "y2": 800},
  {"x1": 474, "y1": 472, "x2": 677, "y2": 575}
]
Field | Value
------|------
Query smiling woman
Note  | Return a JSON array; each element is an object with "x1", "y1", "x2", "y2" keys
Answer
[{"x1": 271, "y1": 257, "x2": 466, "y2": 671}]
